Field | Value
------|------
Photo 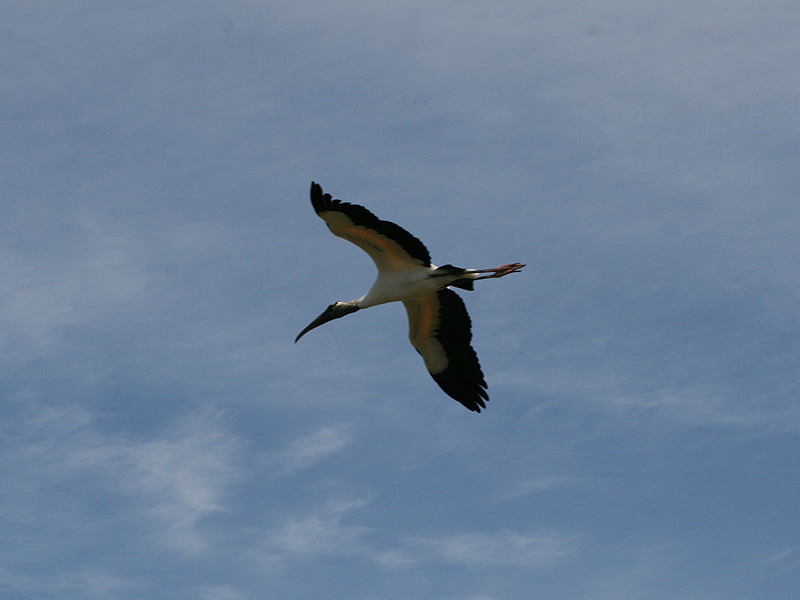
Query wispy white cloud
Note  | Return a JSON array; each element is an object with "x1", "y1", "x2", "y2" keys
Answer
[
  {"x1": 760, "y1": 546, "x2": 800, "y2": 575},
  {"x1": 496, "y1": 476, "x2": 572, "y2": 502},
  {"x1": 3, "y1": 402, "x2": 245, "y2": 556},
  {"x1": 118, "y1": 415, "x2": 246, "y2": 553},
  {"x1": 0, "y1": 566, "x2": 134, "y2": 600},
  {"x1": 601, "y1": 389, "x2": 800, "y2": 435},
  {"x1": 261, "y1": 495, "x2": 373, "y2": 560},
  {"x1": 276, "y1": 425, "x2": 354, "y2": 475},
  {"x1": 0, "y1": 224, "x2": 151, "y2": 363},
  {"x1": 199, "y1": 584, "x2": 253, "y2": 600},
  {"x1": 406, "y1": 530, "x2": 577, "y2": 568},
  {"x1": 372, "y1": 530, "x2": 578, "y2": 571},
  {"x1": 261, "y1": 492, "x2": 576, "y2": 572}
]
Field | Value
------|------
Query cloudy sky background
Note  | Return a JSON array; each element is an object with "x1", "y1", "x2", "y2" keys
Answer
[{"x1": 2, "y1": 1, "x2": 799, "y2": 598}]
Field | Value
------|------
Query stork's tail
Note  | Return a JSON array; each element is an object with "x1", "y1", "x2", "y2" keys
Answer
[
  {"x1": 434, "y1": 264, "x2": 476, "y2": 291},
  {"x1": 449, "y1": 278, "x2": 475, "y2": 291}
]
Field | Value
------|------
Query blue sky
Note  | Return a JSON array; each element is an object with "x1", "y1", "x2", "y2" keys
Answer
[{"x1": 2, "y1": 1, "x2": 799, "y2": 598}]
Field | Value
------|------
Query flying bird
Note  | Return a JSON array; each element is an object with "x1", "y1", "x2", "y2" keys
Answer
[{"x1": 295, "y1": 182, "x2": 524, "y2": 412}]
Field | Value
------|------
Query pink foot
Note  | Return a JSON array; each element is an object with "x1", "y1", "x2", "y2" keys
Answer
[
  {"x1": 475, "y1": 263, "x2": 525, "y2": 279},
  {"x1": 494, "y1": 263, "x2": 525, "y2": 277}
]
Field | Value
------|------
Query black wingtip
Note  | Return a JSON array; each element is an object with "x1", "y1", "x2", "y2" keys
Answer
[
  {"x1": 431, "y1": 371, "x2": 489, "y2": 413},
  {"x1": 467, "y1": 401, "x2": 485, "y2": 413},
  {"x1": 425, "y1": 290, "x2": 489, "y2": 413},
  {"x1": 306, "y1": 181, "x2": 433, "y2": 265},
  {"x1": 310, "y1": 181, "x2": 338, "y2": 215}
]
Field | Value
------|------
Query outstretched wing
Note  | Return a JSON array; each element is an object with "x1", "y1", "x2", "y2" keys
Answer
[
  {"x1": 310, "y1": 182, "x2": 431, "y2": 272},
  {"x1": 403, "y1": 289, "x2": 489, "y2": 412}
]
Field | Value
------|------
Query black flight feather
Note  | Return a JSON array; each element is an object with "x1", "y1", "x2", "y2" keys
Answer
[
  {"x1": 310, "y1": 182, "x2": 431, "y2": 266},
  {"x1": 428, "y1": 289, "x2": 488, "y2": 412}
]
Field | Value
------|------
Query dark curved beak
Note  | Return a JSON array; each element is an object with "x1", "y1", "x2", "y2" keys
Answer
[{"x1": 295, "y1": 309, "x2": 335, "y2": 343}]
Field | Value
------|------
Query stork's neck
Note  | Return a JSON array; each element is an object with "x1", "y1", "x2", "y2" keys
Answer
[{"x1": 337, "y1": 299, "x2": 362, "y2": 314}]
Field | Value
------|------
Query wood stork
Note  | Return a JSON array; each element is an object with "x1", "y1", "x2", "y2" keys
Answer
[{"x1": 295, "y1": 182, "x2": 524, "y2": 412}]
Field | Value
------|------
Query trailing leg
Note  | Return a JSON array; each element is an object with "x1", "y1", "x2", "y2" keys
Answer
[{"x1": 472, "y1": 263, "x2": 525, "y2": 280}]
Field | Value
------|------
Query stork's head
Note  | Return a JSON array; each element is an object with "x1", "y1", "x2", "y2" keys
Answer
[{"x1": 295, "y1": 300, "x2": 361, "y2": 343}]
